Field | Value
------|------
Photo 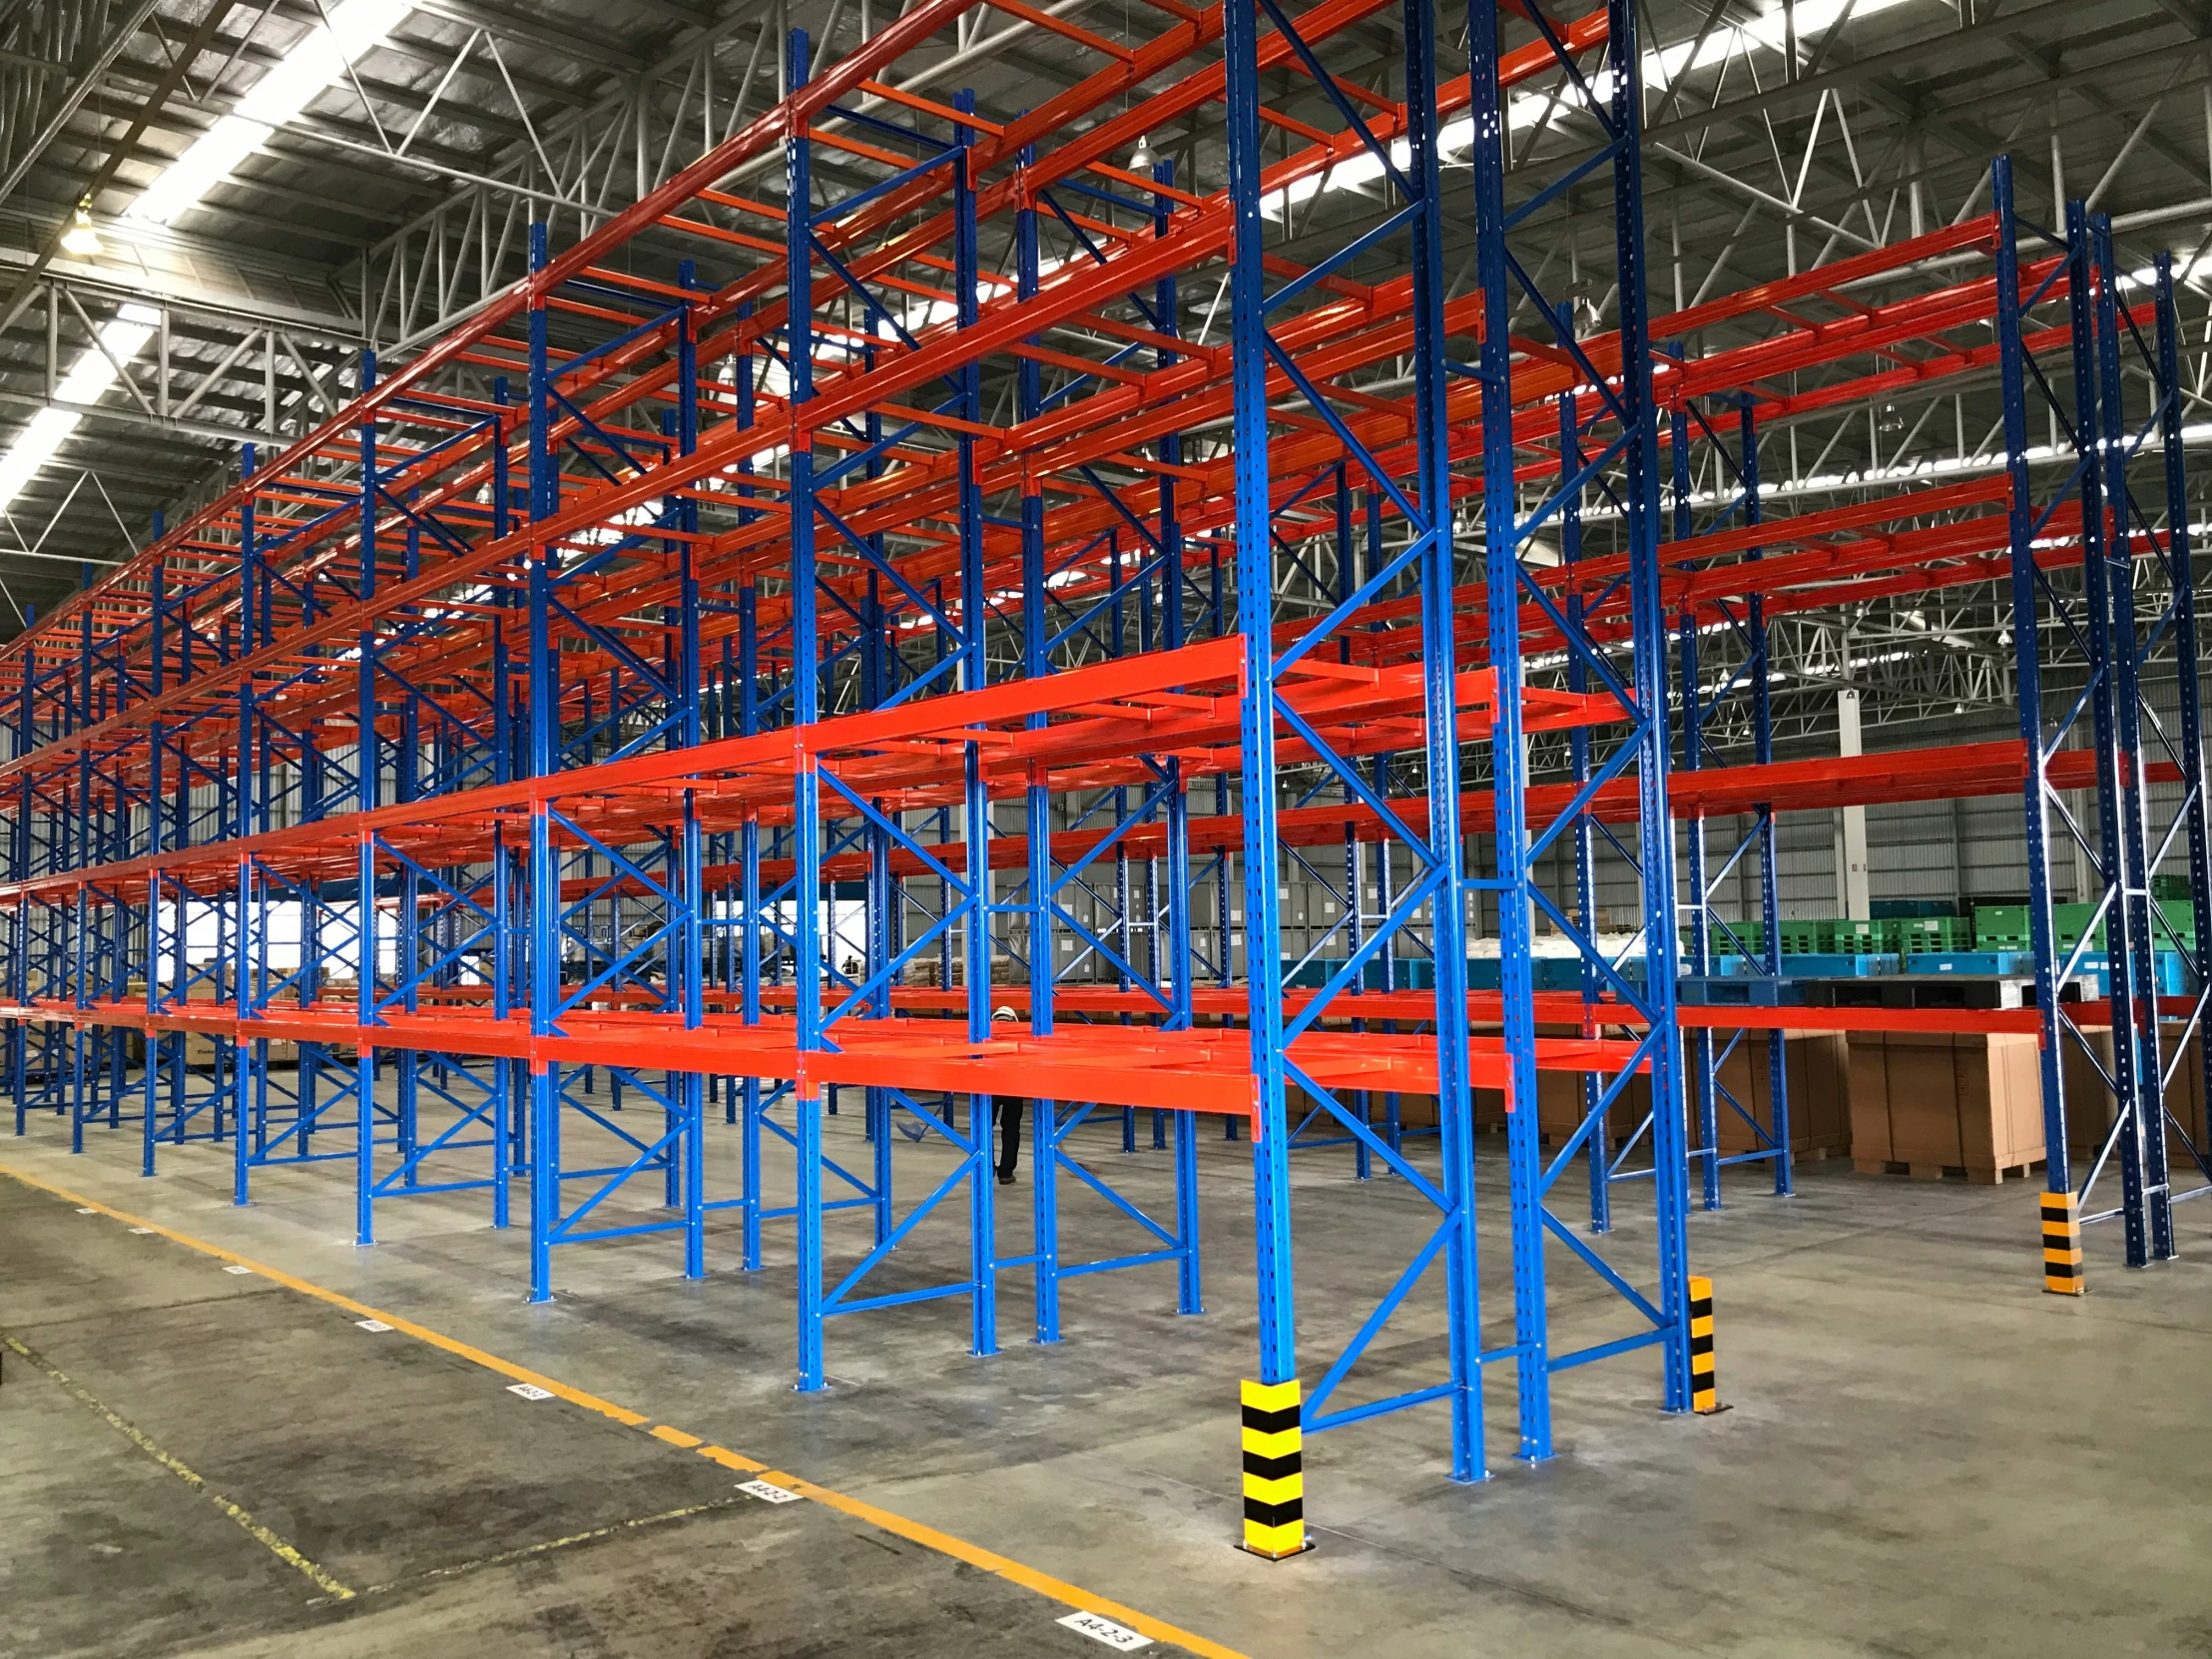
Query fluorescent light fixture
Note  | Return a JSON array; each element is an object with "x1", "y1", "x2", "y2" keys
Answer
[
  {"x1": 0, "y1": 1, "x2": 411, "y2": 532},
  {"x1": 0, "y1": 304, "x2": 160, "y2": 513},
  {"x1": 128, "y1": 0, "x2": 411, "y2": 226}
]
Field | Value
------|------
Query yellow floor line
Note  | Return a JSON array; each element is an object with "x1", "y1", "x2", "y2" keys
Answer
[
  {"x1": 0, "y1": 1161, "x2": 1253, "y2": 1659},
  {"x1": 0, "y1": 1326, "x2": 354, "y2": 1601}
]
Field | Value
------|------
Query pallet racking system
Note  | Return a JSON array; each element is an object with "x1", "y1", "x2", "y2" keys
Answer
[{"x1": 4, "y1": 0, "x2": 2209, "y2": 1538}]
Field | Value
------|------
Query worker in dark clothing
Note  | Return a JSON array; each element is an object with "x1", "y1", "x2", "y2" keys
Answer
[{"x1": 991, "y1": 1005, "x2": 1024, "y2": 1184}]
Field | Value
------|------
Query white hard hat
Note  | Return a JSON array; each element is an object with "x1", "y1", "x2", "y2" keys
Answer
[{"x1": 992, "y1": 1005, "x2": 1018, "y2": 1021}]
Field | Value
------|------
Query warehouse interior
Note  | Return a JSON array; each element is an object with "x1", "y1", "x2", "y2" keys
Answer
[{"x1": 4, "y1": 1, "x2": 2212, "y2": 1655}]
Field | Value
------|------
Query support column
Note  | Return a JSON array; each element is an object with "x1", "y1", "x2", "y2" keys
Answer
[{"x1": 1224, "y1": 0, "x2": 1301, "y2": 1553}]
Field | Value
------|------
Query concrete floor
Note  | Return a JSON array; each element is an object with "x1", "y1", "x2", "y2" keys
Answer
[{"x1": 4, "y1": 1082, "x2": 2211, "y2": 1659}]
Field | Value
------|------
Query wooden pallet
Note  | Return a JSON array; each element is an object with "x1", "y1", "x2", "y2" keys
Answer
[
  {"x1": 1853, "y1": 1157, "x2": 2045, "y2": 1186},
  {"x1": 1786, "y1": 1141, "x2": 1852, "y2": 1164}
]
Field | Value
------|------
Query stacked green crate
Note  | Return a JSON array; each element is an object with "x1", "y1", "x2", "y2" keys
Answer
[
  {"x1": 1968, "y1": 900, "x2": 2192, "y2": 955},
  {"x1": 1709, "y1": 918, "x2": 1764, "y2": 956},
  {"x1": 1830, "y1": 918, "x2": 1884, "y2": 955},
  {"x1": 2051, "y1": 901, "x2": 2094, "y2": 952},
  {"x1": 1892, "y1": 916, "x2": 1972, "y2": 954},
  {"x1": 2151, "y1": 897, "x2": 2197, "y2": 950},
  {"x1": 1776, "y1": 919, "x2": 1825, "y2": 955},
  {"x1": 2152, "y1": 874, "x2": 2192, "y2": 902},
  {"x1": 2051, "y1": 900, "x2": 2193, "y2": 952}
]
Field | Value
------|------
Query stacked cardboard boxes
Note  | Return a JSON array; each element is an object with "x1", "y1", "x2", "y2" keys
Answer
[{"x1": 1847, "y1": 1031, "x2": 2044, "y2": 1182}]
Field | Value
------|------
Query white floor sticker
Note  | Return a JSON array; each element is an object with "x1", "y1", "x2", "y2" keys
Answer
[
  {"x1": 506, "y1": 1383, "x2": 553, "y2": 1400},
  {"x1": 736, "y1": 1479, "x2": 802, "y2": 1503},
  {"x1": 354, "y1": 1320, "x2": 392, "y2": 1333},
  {"x1": 222, "y1": 1264, "x2": 253, "y2": 1276},
  {"x1": 1056, "y1": 1611, "x2": 1150, "y2": 1651}
]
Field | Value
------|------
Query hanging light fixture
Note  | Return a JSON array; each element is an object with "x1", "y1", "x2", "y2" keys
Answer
[
  {"x1": 1127, "y1": 133, "x2": 1154, "y2": 173},
  {"x1": 60, "y1": 202, "x2": 102, "y2": 257}
]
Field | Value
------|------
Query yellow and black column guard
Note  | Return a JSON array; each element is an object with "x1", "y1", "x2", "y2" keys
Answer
[
  {"x1": 2041, "y1": 1189, "x2": 2084, "y2": 1296},
  {"x1": 1240, "y1": 1378, "x2": 1309, "y2": 1559},
  {"x1": 1688, "y1": 1275, "x2": 1720, "y2": 1414}
]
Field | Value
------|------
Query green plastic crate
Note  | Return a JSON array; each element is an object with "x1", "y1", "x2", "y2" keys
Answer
[
  {"x1": 1974, "y1": 904, "x2": 2030, "y2": 951},
  {"x1": 1830, "y1": 918, "x2": 1884, "y2": 954},
  {"x1": 2052, "y1": 901, "x2": 2094, "y2": 951},
  {"x1": 1709, "y1": 918, "x2": 1764, "y2": 954},
  {"x1": 1892, "y1": 916, "x2": 1972, "y2": 954},
  {"x1": 2056, "y1": 900, "x2": 2194, "y2": 952},
  {"x1": 1776, "y1": 921, "x2": 1825, "y2": 955},
  {"x1": 1970, "y1": 900, "x2": 2193, "y2": 954}
]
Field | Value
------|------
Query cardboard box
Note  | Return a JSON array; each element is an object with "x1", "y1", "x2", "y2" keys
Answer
[{"x1": 1848, "y1": 1031, "x2": 2043, "y2": 1182}]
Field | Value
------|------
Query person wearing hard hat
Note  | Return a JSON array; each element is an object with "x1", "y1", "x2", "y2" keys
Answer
[{"x1": 990, "y1": 1005, "x2": 1024, "y2": 1184}]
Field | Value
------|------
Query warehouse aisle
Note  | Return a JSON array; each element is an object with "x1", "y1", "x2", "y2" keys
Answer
[{"x1": 6, "y1": 1118, "x2": 2212, "y2": 1657}]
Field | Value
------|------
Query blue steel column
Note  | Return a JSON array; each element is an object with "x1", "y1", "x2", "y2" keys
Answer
[
  {"x1": 1743, "y1": 399, "x2": 1790, "y2": 1196},
  {"x1": 1397, "y1": 0, "x2": 1482, "y2": 1478},
  {"x1": 1467, "y1": 0, "x2": 1542, "y2": 1458},
  {"x1": 1675, "y1": 397, "x2": 1720, "y2": 1213},
  {"x1": 675, "y1": 273, "x2": 707, "y2": 1281},
  {"x1": 953, "y1": 86, "x2": 997, "y2": 1360},
  {"x1": 2066, "y1": 201, "x2": 2149, "y2": 1267},
  {"x1": 353, "y1": 353, "x2": 380, "y2": 1244},
  {"x1": 1224, "y1": 0, "x2": 1298, "y2": 1408},
  {"x1": 732, "y1": 304, "x2": 764, "y2": 1258},
  {"x1": 1614, "y1": 0, "x2": 1692, "y2": 1412},
  {"x1": 230, "y1": 446, "x2": 260, "y2": 1200},
  {"x1": 1994, "y1": 158, "x2": 2074, "y2": 1214},
  {"x1": 1016, "y1": 166, "x2": 1061, "y2": 1344},
  {"x1": 2154, "y1": 257, "x2": 2212, "y2": 1167},
  {"x1": 525, "y1": 220, "x2": 560, "y2": 1304},
  {"x1": 2091, "y1": 215, "x2": 2176, "y2": 1262},
  {"x1": 356, "y1": 825, "x2": 378, "y2": 1244},
  {"x1": 141, "y1": 540, "x2": 170, "y2": 1178},
  {"x1": 1158, "y1": 155, "x2": 1202, "y2": 1316},
  {"x1": 740, "y1": 585, "x2": 765, "y2": 1270},
  {"x1": 787, "y1": 28, "x2": 828, "y2": 1391}
]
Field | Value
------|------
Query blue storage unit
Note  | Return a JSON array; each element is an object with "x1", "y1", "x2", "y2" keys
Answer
[
  {"x1": 1777, "y1": 952, "x2": 1901, "y2": 978},
  {"x1": 1906, "y1": 951, "x2": 2037, "y2": 977},
  {"x1": 2080, "y1": 951, "x2": 2191, "y2": 996}
]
